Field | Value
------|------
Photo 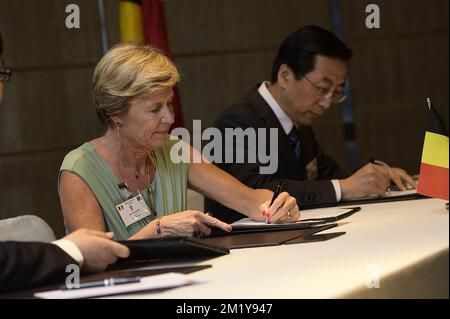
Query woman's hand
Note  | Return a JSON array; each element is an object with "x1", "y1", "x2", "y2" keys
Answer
[
  {"x1": 247, "y1": 189, "x2": 300, "y2": 223},
  {"x1": 159, "y1": 210, "x2": 232, "y2": 237}
]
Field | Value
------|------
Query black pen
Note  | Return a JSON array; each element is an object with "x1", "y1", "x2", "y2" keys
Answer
[
  {"x1": 266, "y1": 182, "x2": 283, "y2": 224},
  {"x1": 369, "y1": 158, "x2": 391, "y2": 194},
  {"x1": 61, "y1": 276, "x2": 141, "y2": 290}
]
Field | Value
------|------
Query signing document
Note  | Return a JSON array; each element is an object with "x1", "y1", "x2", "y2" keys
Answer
[
  {"x1": 232, "y1": 207, "x2": 360, "y2": 229},
  {"x1": 35, "y1": 273, "x2": 205, "y2": 299}
]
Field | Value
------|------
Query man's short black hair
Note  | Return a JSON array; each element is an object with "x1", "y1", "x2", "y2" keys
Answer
[{"x1": 271, "y1": 25, "x2": 352, "y2": 83}]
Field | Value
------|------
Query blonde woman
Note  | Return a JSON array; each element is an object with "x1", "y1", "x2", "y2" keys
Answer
[
  {"x1": 59, "y1": 43, "x2": 300, "y2": 241},
  {"x1": 1, "y1": 31, "x2": 129, "y2": 292}
]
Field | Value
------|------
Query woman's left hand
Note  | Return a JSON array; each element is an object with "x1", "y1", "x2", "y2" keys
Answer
[{"x1": 248, "y1": 189, "x2": 300, "y2": 223}]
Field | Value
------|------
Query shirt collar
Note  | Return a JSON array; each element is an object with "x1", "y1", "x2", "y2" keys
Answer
[{"x1": 257, "y1": 81, "x2": 294, "y2": 135}]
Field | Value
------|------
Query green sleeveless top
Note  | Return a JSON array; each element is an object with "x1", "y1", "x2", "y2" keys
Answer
[{"x1": 59, "y1": 138, "x2": 188, "y2": 240}]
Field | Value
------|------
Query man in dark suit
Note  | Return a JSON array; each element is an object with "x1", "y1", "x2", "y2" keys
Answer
[
  {"x1": 0, "y1": 229, "x2": 130, "y2": 293},
  {"x1": 0, "y1": 31, "x2": 130, "y2": 293},
  {"x1": 205, "y1": 25, "x2": 416, "y2": 223}
]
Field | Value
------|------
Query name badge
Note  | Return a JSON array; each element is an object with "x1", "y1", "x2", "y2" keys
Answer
[{"x1": 116, "y1": 193, "x2": 152, "y2": 228}]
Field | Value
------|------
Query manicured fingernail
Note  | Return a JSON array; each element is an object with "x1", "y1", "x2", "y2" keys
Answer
[
  {"x1": 262, "y1": 210, "x2": 267, "y2": 216},
  {"x1": 227, "y1": 226, "x2": 232, "y2": 232}
]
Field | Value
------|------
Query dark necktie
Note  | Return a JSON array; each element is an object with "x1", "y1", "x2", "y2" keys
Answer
[{"x1": 287, "y1": 127, "x2": 301, "y2": 160}]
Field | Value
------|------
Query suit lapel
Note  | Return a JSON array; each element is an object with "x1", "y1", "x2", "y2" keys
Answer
[{"x1": 247, "y1": 86, "x2": 303, "y2": 178}]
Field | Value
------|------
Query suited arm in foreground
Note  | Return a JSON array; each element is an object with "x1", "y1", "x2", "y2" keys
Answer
[{"x1": 0, "y1": 229, "x2": 130, "y2": 293}]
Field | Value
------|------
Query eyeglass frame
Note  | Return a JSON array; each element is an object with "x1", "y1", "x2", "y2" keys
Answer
[
  {"x1": 301, "y1": 73, "x2": 346, "y2": 103},
  {"x1": 0, "y1": 68, "x2": 12, "y2": 83}
]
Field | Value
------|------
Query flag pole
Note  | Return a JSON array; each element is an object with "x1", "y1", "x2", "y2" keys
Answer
[
  {"x1": 426, "y1": 97, "x2": 432, "y2": 110},
  {"x1": 97, "y1": 0, "x2": 109, "y2": 55}
]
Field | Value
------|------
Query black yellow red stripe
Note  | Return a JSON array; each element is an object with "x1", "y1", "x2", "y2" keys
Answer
[
  {"x1": 119, "y1": 0, "x2": 145, "y2": 43},
  {"x1": 417, "y1": 162, "x2": 449, "y2": 200},
  {"x1": 421, "y1": 131, "x2": 449, "y2": 169}
]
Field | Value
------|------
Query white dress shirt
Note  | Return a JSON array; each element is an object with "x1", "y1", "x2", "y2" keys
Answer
[
  {"x1": 257, "y1": 81, "x2": 342, "y2": 201},
  {"x1": 52, "y1": 239, "x2": 84, "y2": 266}
]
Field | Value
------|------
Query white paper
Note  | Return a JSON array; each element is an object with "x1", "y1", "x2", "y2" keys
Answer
[
  {"x1": 231, "y1": 207, "x2": 356, "y2": 228},
  {"x1": 299, "y1": 207, "x2": 358, "y2": 220},
  {"x1": 34, "y1": 272, "x2": 205, "y2": 299},
  {"x1": 231, "y1": 218, "x2": 307, "y2": 228},
  {"x1": 384, "y1": 188, "x2": 417, "y2": 197}
]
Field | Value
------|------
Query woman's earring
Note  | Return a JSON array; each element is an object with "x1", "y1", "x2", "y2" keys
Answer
[{"x1": 116, "y1": 122, "x2": 122, "y2": 142}]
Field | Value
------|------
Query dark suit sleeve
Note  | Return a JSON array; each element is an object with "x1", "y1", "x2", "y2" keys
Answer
[{"x1": 0, "y1": 241, "x2": 78, "y2": 293}]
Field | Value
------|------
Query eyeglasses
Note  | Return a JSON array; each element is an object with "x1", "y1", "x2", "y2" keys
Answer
[
  {"x1": 302, "y1": 74, "x2": 346, "y2": 103},
  {"x1": 0, "y1": 68, "x2": 12, "y2": 83}
]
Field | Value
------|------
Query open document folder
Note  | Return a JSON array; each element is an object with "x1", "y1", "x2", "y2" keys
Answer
[
  {"x1": 231, "y1": 206, "x2": 360, "y2": 230},
  {"x1": 34, "y1": 272, "x2": 205, "y2": 299}
]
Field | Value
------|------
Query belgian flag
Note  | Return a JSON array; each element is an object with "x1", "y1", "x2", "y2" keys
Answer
[
  {"x1": 119, "y1": 0, "x2": 184, "y2": 128},
  {"x1": 119, "y1": 0, "x2": 145, "y2": 43},
  {"x1": 417, "y1": 98, "x2": 449, "y2": 200}
]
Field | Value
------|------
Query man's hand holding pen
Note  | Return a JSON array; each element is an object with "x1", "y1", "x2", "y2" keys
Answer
[
  {"x1": 339, "y1": 160, "x2": 417, "y2": 200},
  {"x1": 385, "y1": 167, "x2": 417, "y2": 191}
]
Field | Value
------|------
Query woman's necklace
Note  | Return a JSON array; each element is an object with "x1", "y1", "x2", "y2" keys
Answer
[
  {"x1": 134, "y1": 156, "x2": 151, "y2": 188},
  {"x1": 105, "y1": 137, "x2": 155, "y2": 189}
]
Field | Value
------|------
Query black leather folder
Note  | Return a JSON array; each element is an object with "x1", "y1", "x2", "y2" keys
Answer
[
  {"x1": 118, "y1": 236, "x2": 229, "y2": 262},
  {"x1": 209, "y1": 207, "x2": 360, "y2": 237},
  {"x1": 308, "y1": 192, "x2": 425, "y2": 209},
  {"x1": 202, "y1": 223, "x2": 340, "y2": 249},
  {"x1": 338, "y1": 192, "x2": 425, "y2": 206}
]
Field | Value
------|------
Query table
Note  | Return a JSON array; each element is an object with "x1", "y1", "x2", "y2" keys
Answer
[{"x1": 112, "y1": 198, "x2": 449, "y2": 298}]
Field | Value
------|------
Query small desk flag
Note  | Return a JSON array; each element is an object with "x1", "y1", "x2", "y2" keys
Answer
[{"x1": 417, "y1": 99, "x2": 449, "y2": 200}]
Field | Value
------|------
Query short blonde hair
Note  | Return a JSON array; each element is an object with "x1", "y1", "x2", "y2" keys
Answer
[{"x1": 93, "y1": 43, "x2": 180, "y2": 127}]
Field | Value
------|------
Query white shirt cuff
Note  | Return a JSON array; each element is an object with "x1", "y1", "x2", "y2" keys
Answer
[
  {"x1": 331, "y1": 179, "x2": 342, "y2": 202},
  {"x1": 52, "y1": 239, "x2": 84, "y2": 266}
]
